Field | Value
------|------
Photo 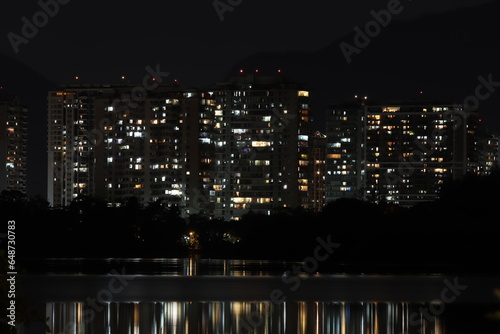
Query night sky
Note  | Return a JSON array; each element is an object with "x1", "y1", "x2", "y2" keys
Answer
[
  {"x1": 1, "y1": 0, "x2": 494, "y2": 86},
  {"x1": 1, "y1": 0, "x2": 499, "y2": 197}
]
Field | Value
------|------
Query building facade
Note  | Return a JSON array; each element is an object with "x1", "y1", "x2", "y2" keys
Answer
[
  {"x1": 310, "y1": 131, "x2": 327, "y2": 212},
  {"x1": 326, "y1": 100, "x2": 478, "y2": 206},
  {"x1": 47, "y1": 84, "x2": 214, "y2": 212},
  {"x1": 363, "y1": 103, "x2": 470, "y2": 206},
  {"x1": 211, "y1": 74, "x2": 311, "y2": 220},
  {"x1": 47, "y1": 75, "x2": 314, "y2": 219},
  {"x1": 466, "y1": 116, "x2": 499, "y2": 176},
  {"x1": 0, "y1": 94, "x2": 27, "y2": 193},
  {"x1": 325, "y1": 99, "x2": 365, "y2": 203},
  {"x1": 48, "y1": 80, "x2": 497, "y2": 214}
]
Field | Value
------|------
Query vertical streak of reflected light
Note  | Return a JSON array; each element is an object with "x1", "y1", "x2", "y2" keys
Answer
[
  {"x1": 388, "y1": 302, "x2": 393, "y2": 334},
  {"x1": 341, "y1": 302, "x2": 346, "y2": 334},
  {"x1": 44, "y1": 300, "x2": 448, "y2": 334},
  {"x1": 76, "y1": 302, "x2": 81, "y2": 333},
  {"x1": 435, "y1": 315, "x2": 442, "y2": 334},
  {"x1": 133, "y1": 302, "x2": 139, "y2": 334},
  {"x1": 315, "y1": 301, "x2": 320, "y2": 334},
  {"x1": 170, "y1": 301, "x2": 179, "y2": 332},
  {"x1": 404, "y1": 302, "x2": 409, "y2": 334},
  {"x1": 221, "y1": 301, "x2": 225, "y2": 334},
  {"x1": 361, "y1": 302, "x2": 364, "y2": 334},
  {"x1": 265, "y1": 304, "x2": 270, "y2": 334},
  {"x1": 71, "y1": 302, "x2": 77, "y2": 334},
  {"x1": 157, "y1": 302, "x2": 164, "y2": 334},
  {"x1": 422, "y1": 314, "x2": 426, "y2": 334},
  {"x1": 45, "y1": 303, "x2": 54, "y2": 334},
  {"x1": 106, "y1": 303, "x2": 111, "y2": 334},
  {"x1": 298, "y1": 302, "x2": 307, "y2": 334},
  {"x1": 284, "y1": 302, "x2": 287, "y2": 334}
]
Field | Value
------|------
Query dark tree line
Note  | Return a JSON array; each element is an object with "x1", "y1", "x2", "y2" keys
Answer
[{"x1": 1, "y1": 171, "x2": 499, "y2": 273}]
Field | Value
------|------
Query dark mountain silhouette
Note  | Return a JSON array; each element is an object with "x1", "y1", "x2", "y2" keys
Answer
[
  {"x1": 0, "y1": 53, "x2": 58, "y2": 198},
  {"x1": 229, "y1": 0, "x2": 500, "y2": 133}
]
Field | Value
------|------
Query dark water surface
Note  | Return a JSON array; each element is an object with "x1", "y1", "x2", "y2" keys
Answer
[{"x1": 16, "y1": 258, "x2": 500, "y2": 334}]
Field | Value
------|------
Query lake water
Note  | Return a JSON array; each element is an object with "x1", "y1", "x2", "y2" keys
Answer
[{"x1": 16, "y1": 258, "x2": 500, "y2": 334}]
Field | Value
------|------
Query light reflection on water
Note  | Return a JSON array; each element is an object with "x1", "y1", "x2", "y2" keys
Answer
[
  {"x1": 19, "y1": 259, "x2": 500, "y2": 333},
  {"x1": 45, "y1": 301, "x2": 443, "y2": 334},
  {"x1": 33, "y1": 258, "x2": 301, "y2": 276}
]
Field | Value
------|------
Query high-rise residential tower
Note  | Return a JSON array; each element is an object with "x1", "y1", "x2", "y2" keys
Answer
[
  {"x1": 211, "y1": 74, "x2": 311, "y2": 220},
  {"x1": 465, "y1": 116, "x2": 499, "y2": 176},
  {"x1": 310, "y1": 130, "x2": 327, "y2": 212},
  {"x1": 47, "y1": 84, "x2": 214, "y2": 212},
  {"x1": 363, "y1": 102, "x2": 470, "y2": 205},
  {"x1": 0, "y1": 94, "x2": 27, "y2": 193},
  {"x1": 326, "y1": 100, "x2": 476, "y2": 206},
  {"x1": 325, "y1": 99, "x2": 365, "y2": 203}
]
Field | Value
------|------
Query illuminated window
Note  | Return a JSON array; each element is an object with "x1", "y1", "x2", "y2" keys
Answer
[
  {"x1": 256, "y1": 198, "x2": 271, "y2": 204},
  {"x1": 232, "y1": 198, "x2": 252, "y2": 204},
  {"x1": 254, "y1": 160, "x2": 270, "y2": 166},
  {"x1": 252, "y1": 141, "x2": 271, "y2": 147},
  {"x1": 165, "y1": 189, "x2": 181, "y2": 196}
]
